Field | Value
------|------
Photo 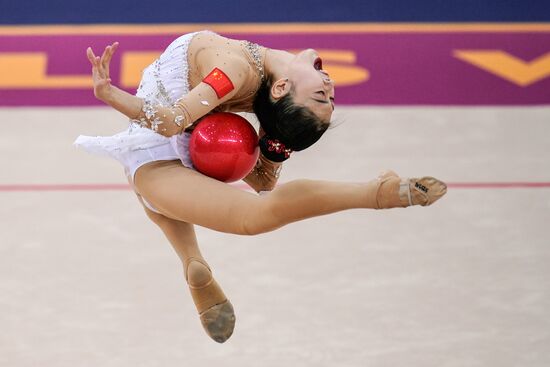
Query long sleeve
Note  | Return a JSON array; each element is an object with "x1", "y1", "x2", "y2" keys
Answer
[
  {"x1": 134, "y1": 58, "x2": 251, "y2": 137},
  {"x1": 242, "y1": 154, "x2": 283, "y2": 193}
]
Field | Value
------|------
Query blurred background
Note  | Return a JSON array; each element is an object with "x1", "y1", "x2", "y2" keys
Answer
[{"x1": 1, "y1": 1, "x2": 549, "y2": 366}]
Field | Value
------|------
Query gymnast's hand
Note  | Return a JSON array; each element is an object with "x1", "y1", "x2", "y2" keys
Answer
[{"x1": 87, "y1": 42, "x2": 118, "y2": 102}]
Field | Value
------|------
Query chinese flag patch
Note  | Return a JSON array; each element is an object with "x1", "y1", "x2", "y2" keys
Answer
[{"x1": 202, "y1": 68, "x2": 235, "y2": 99}]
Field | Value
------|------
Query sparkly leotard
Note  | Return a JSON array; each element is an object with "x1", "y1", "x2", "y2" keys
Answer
[{"x1": 74, "y1": 31, "x2": 266, "y2": 182}]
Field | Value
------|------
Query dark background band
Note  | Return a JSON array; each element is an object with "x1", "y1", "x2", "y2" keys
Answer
[{"x1": 1, "y1": 0, "x2": 549, "y2": 24}]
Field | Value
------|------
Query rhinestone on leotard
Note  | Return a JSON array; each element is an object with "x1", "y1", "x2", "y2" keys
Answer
[{"x1": 243, "y1": 41, "x2": 265, "y2": 83}]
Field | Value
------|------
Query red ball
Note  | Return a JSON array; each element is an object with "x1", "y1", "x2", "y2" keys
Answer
[{"x1": 189, "y1": 112, "x2": 259, "y2": 183}]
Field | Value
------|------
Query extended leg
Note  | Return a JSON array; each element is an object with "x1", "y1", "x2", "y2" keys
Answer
[{"x1": 134, "y1": 161, "x2": 446, "y2": 235}]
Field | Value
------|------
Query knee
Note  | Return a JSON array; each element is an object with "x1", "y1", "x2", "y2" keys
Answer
[
  {"x1": 239, "y1": 198, "x2": 281, "y2": 236},
  {"x1": 240, "y1": 221, "x2": 264, "y2": 236}
]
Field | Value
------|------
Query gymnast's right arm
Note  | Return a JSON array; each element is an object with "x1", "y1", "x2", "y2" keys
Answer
[
  {"x1": 87, "y1": 43, "x2": 245, "y2": 137},
  {"x1": 88, "y1": 43, "x2": 145, "y2": 120}
]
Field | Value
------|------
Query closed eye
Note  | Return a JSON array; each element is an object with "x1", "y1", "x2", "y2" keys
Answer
[
  {"x1": 316, "y1": 91, "x2": 335, "y2": 110},
  {"x1": 311, "y1": 98, "x2": 335, "y2": 111}
]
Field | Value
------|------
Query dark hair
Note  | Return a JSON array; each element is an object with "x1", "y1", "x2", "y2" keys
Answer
[{"x1": 253, "y1": 78, "x2": 330, "y2": 152}]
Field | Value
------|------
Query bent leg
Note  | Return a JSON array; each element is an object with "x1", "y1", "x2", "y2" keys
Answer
[{"x1": 136, "y1": 194, "x2": 235, "y2": 343}]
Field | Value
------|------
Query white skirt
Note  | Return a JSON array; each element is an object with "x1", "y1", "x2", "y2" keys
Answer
[{"x1": 74, "y1": 123, "x2": 195, "y2": 181}]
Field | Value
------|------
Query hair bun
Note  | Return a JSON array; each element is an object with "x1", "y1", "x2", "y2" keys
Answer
[{"x1": 259, "y1": 135, "x2": 293, "y2": 162}]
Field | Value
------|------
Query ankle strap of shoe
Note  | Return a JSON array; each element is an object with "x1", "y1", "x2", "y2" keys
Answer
[{"x1": 399, "y1": 180, "x2": 412, "y2": 206}]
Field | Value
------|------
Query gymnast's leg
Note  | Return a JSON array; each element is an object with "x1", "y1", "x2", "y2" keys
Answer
[
  {"x1": 134, "y1": 160, "x2": 446, "y2": 236},
  {"x1": 135, "y1": 193, "x2": 235, "y2": 343}
]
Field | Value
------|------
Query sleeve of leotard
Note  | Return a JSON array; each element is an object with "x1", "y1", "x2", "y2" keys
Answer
[
  {"x1": 136, "y1": 58, "x2": 250, "y2": 137},
  {"x1": 242, "y1": 153, "x2": 283, "y2": 193}
]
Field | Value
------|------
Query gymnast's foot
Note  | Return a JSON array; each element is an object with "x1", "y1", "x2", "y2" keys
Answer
[
  {"x1": 185, "y1": 258, "x2": 236, "y2": 343},
  {"x1": 364, "y1": 170, "x2": 447, "y2": 209}
]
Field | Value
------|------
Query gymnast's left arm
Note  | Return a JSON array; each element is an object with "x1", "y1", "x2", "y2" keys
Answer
[
  {"x1": 242, "y1": 128, "x2": 284, "y2": 193},
  {"x1": 242, "y1": 154, "x2": 283, "y2": 193},
  {"x1": 87, "y1": 42, "x2": 245, "y2": 137}
]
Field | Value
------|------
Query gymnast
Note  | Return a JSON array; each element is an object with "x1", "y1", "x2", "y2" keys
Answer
[{"x1": 75, "y1": 30, "x2": 447, "y2": 343}]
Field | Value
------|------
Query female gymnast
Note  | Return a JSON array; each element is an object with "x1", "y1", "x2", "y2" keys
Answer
[{"x1": 75, "y1": 31, "x2": 447, "y2": 343}]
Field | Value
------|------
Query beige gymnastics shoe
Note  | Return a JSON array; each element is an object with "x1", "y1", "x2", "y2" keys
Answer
[
  {"x1": 364, "y1": 170, "x2": 447, "y2": 209},
  {"x1": 185, "y1": 258, "x2": 236, "y2": 343}
]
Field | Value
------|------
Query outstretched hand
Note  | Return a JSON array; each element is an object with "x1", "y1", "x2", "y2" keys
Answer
[{"x1": 87, "y1": 42, "x2": 119, "y2": 101}]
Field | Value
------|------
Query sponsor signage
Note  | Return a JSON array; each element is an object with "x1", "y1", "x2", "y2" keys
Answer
[{"x1": 0, "y1": 24, "x2": 549, "y2": 105}]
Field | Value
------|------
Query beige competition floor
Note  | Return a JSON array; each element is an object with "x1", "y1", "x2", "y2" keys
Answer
[{"x1": 1, "y1": 106, "x2": 549, "y2": 367}]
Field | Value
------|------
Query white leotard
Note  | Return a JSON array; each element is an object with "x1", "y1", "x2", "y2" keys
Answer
[{"x1": 74, "y1": 32, "x2": 204, "y2": 181}]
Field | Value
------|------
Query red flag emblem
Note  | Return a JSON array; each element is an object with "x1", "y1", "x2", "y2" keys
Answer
[{"x1": 202, "y1": 68, "x2": 235, "y2": 99}]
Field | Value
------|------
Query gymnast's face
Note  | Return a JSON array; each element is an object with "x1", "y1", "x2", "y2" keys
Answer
[{"x1": 277, "y1": 49, "x2": 335, "y2": 122}]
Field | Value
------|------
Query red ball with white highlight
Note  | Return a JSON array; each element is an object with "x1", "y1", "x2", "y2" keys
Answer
[{"x1": 189, "y1": 112, "x2": 259, "y2": 183}]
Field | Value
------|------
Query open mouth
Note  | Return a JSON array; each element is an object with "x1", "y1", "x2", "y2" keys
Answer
[{"x1": 313, "y1": 57, "x2": 323, "y2": 70}]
